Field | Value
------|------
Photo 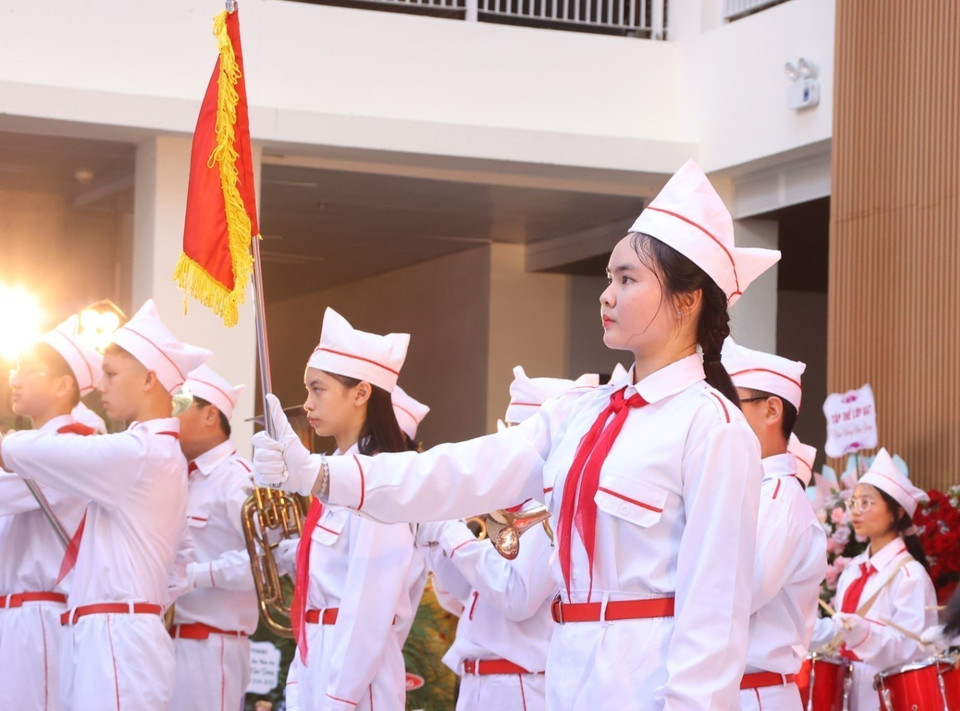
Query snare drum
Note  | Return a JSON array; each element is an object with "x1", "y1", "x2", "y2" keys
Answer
[
  {"x1": 874, "y1": 657, "x2": 947, "y2": 711},
  {"x1": 797, "y1": 653, "x2": 854, "y2": 711},
  {"x1": 938, "y1": 652, "x2": 959, "y2": 710}
]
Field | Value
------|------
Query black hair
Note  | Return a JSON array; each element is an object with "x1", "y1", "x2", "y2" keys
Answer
[
  {"x1": 875, "y1": 488, "x2": 930, "y2": 572},
  {"x1": 324, "y1": 372, "x2": 415, "y2": 454},
  {"x1": 944, "y1": 586, "x2": 960, "y2": 637},
  {"x1": 740, "y1": 387, "x2": 798, "y2": 439},
  {"x1": 192, "y1": 396, "x2": 231, "y2": 438},
  {"x1": 30, "y1": 342, "x2": 81, "y2": 408},
  {"x1": 629, "y1": 232, "x2": 740, "y2": 407}
]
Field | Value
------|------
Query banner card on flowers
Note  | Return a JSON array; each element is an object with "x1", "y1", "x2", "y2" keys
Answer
[{"x1": 823, "y1": 384, "x2": 878, "y2": 458}]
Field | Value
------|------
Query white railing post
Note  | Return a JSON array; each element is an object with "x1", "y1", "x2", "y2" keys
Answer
[
  {"x1": 465, "y1": 0, "x2": 479, "y2": 21},
  {"x1": 651, "y1": 0, "x2": 664, "y2": 38}
]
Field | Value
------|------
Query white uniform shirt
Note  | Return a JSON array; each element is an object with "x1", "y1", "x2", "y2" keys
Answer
[
  {"x1": 326, "y1": 355, "x2": 763, "y2": 710},
  {"x1": 2, "y1": 418, "x2": 189, "y2": 606},
  {"x1": 173, "y1": 440, "x2": 258, "y2": 633},
  {"x1": 811, "y1": 537, "x2": 937, "y2": 710},
  {"x1": 293, "y1": 444, "x2": 420, "y2": 710},
  {"x1": 422, "y1": 516, "x2": 557, "y2": 675},
  {"x1": 746, "y1": 453, "x2": 827, "y2": 674},
  {"x1": 0, "y1": 414, "x2": 88, "y2": 594}
]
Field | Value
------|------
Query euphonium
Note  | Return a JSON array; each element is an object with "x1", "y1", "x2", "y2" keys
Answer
[
  {"x1": 467, "y1": 506, "x2": 553, "y2": 560},
  {"x1": 241, "y1": 487, "x2": 308, "y2": 638}
]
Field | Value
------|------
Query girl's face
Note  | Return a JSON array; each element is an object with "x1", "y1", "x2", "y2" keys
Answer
[
  {"x1": 849, "y1": 483, "x2": 899, "y2": 540},
  {"x1": 302, "y1": 367, "x2": 364, "y2": 438},
  {"x1": 599, "y1": 236, "x2": 690, "y2": 358}
]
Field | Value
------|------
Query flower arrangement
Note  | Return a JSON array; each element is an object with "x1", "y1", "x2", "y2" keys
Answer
[{"x1": 915, "y1": 484, "x2": 960, "y2": 605}]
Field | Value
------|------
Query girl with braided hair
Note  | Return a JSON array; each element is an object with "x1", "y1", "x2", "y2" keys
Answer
[{"x1": 254, "y1": 160, "x2": 781, "y2": 710}]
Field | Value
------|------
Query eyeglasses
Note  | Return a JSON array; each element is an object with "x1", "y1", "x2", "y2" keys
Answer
[
  {"x1": 845, "y1": 496, "x2": 878, "y2": 513},
  {"x1": 8, "y1": 367, "x2": 48, "y2": 387}
]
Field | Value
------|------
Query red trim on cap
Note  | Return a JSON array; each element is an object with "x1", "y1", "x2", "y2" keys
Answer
[
  {"x1": 51, "y1": 330, "x2": 95, "y2": 392},
  {"x1": 865, "y1": 471, "x2": 917, "y2": 506},
  {"x1": 796, "y1": 453, "x2": 814, "y2": 472},
  {"x1": 645, "y1": 206, "x2": 740, "y2": 295},
  {"x1": 729, "y1": 367, "x2": 802, "y2": 390},
  {"x1": 187, "y1": 377, "x2": 236, "y2": 411},
  {"x1": 120, "y1": 327, "x2": 186, "y2": 383},
  {"x1": 312, "y1": 347, "x2": 399, "y2": 377},
  {"x1": 393, "y1": 402, "x2": 418, "y2": 425}
]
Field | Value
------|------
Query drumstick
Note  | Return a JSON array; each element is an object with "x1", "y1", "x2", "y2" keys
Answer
[
  {"x1": 925, "y1": 605, "x2": 947, "y2": 611},
  {"x1": 881, "y1": 618, "x2": 924, "y2": 644},
  {"x1": 819, "y1": 599, "x2": 852, "y2": 630}
]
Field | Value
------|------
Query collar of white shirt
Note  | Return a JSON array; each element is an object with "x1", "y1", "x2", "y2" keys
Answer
[
  {"x1": 624, "y1": 354, "x2": 706, "y2": 404},
  {"x1": 191, "y1": 439, "x2": 237, "y2": 477},
  {"x1": 761, "y1": 453, "x2": 798, "y2": 481},
  {"x1": 39, "y1": 414, "x2": 75, "y2": 434},
  {"x1": 866, "y1": 536, "x2": 909, "y2": 571}
]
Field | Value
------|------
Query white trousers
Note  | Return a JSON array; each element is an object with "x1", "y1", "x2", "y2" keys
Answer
[
  {"x1": 284, "y1": 622, "x2": 405, "y2": 711},
  {"x1": 59, "y1": 613, "x2": 174, "y2": 711},
  {"x1": 0, "y1": 602, "x2": 65, "y2": 710},
  {"x1": 171, "y1": 634, "x2": 251, "y2": 711},
  {"x1": 739, "y1": 683, "x2": 803, "y2": 711},
  {"x1": 456, "y1": 672, "x2": 546, "y2": 711}
]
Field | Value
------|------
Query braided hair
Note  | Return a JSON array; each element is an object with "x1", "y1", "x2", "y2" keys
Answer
[{"x1": 629, "y1": 232, "x2": 741, "y2": 408}]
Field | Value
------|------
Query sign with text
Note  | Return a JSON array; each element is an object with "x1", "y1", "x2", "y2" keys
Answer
[
  {"x1": 247, "y1": 641, "x2": 282, "y2": 695},
  {"x1": 823, "y1": 384, "x2": 878, "y2": 458}
]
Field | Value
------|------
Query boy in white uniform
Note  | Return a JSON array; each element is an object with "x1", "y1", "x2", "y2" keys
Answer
[
  {"x1": 0, "y1": 299, "x2": 209, "y2": 710},
  {"x1": 723, "y1": 338, "x2": 828, "y2": 710},
  {"x1": 170, "y1": 363, "x2": 257, "y2": 711},
  {"x1": 0, "y1": 316, "x2": 104, "y2": 710},
  {"x1": 418, "y1": 366, "x2": 595, "y2": 711}
]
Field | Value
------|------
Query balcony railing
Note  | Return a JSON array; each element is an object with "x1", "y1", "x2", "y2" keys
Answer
[
  {"x1": 723, "y1": 0, "x2": 791, "y2": 21},
  {"x1": 287, "y1": 0, "x2": 666, "y2": 37}
]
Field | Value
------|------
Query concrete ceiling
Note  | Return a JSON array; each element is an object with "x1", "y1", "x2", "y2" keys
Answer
[
  {"x1": 0, "y1": 132, "x2": 134, "y2": 211},
  {"x1": 259, "y1": 163, "x2": 644, "y2": 301}
]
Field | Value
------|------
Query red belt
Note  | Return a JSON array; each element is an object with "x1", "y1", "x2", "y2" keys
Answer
[
  {"x1": 0, "y1": 592, "x2": 67, "y2": 609},
  {"x1": 551, "y1": 595, "x2": 675, "y2": 623},
  {"x1": 462, "y1": 659, "x2": 543, "y2": 676},
  {"x1": 61, "y1": 602, "x2": 163, "y2": 626},
  {"x1": 169, "y1": 622, "x2": 248, "y2": 640},
  {"x1": 305, "y1": 608, "x2": 339, "y2": 625},
  {"x1": 740, "y1": 672, "x2": 797, "y2": 689}
]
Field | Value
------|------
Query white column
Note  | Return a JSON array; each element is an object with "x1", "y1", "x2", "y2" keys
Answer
[
  {"x1": 730, "y1": 217, "x2": 779, "y2": 353},
  {"x1": 132, "y1": 135, "x2": 258, "y2": 455}
]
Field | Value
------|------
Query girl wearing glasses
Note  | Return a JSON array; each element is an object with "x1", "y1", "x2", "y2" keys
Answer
[{"x1": 811, "y1": 447, "x2": 936, "y2": 710}]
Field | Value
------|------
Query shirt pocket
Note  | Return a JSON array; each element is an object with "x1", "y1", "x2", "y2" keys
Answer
[
  {"x1": 593, "y1": 471, "x2": 668, "y2": 528},
  {"x1": 186, "y1": 508, "x2": 209, "y2": 528},
  {"x1": 310, "y1": 507, "x2": 348, "y2": 546}
]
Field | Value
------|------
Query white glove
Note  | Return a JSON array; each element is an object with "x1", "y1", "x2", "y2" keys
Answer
[
  {"x1": 252, "y1": 394, "x2": 322, "y2": 495},
  {"x1": 833, "y1": 612, "x2": 870, "y2": 645},
  {"x1": 167, "y1": 563, "x2": 199, "y2": 602},
  {"x1": 921, "y1": 624, "x2": 949, "y2": 652}
]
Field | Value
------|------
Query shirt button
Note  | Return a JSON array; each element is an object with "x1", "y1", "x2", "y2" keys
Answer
[{"x1": 620, "y1": 505, "x2": 629, "y2": 514}]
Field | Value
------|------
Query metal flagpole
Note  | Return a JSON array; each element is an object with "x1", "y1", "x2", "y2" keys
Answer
[{"x1": 23, "y1": 478, "x2": 70, "y2": 550}]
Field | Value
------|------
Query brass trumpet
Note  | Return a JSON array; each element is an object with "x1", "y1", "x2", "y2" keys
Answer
[
  {"x1": 466, "y1": 506, "x2": 554, "y2": 560},
  {"x1": 241, "y1": 487, "x2": 309, "y2": 638}
]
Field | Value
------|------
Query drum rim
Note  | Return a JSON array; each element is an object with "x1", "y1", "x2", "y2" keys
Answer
[
  {"x1": 875, "y1": 656, "x2": 945, "y2": 681},
  {"x1": 809, "y1": 652, "x2": 849, "y2": 665}
]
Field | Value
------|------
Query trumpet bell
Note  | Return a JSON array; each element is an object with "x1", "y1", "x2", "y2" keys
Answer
[{"x1": 471, "y1": 505, "x2": 553, "y2": 559}]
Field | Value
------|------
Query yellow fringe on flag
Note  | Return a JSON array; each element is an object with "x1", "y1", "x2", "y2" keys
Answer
[{"x1": 173, "y1": 10, "x2": 255, "y2": 328}]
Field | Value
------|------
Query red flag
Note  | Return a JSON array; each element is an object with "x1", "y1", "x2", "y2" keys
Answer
[{"x1": 174, "y1": 5, "x2": 258, "y2": 327}]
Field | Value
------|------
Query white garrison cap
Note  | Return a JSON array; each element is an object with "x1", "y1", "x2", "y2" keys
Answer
[
  {"x1": 723, "y1": 337, "x2": 806, "y2": 410},
  {"x1": 629, "y1": 160, "x2": 781, "y2": 305},
  {"x1": 41, "y1": 315, "x2": 103, "y2": 395},
  {"x1": 307, "y1": 308, "x2": 409, "y2": 393},
  {"x1": 392, "y1": 385, "x2": 429, "y2": 440},
  {"x1": 185, "y1": 364, "x2": 245, "y2": 421},
  {"x1": 109, "y1": 299, "x2": 211, "y2": 394},
  {"x1": 505, "y1": 366, "x2": 599, "y2": 424}
]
